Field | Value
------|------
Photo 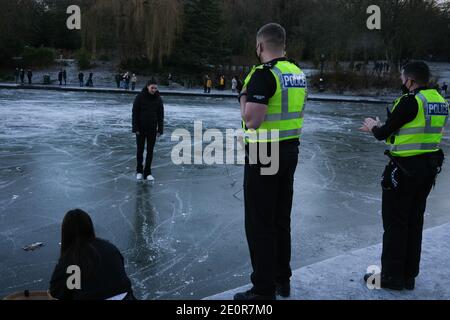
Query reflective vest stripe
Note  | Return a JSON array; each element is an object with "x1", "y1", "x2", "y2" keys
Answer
[
  {"x1": 416, "y1": 93, "x2": 433, "y2": 128},
  {"x1": 390, "y1": 143, "x2": 439, "y2": 152},
  {"x1": 265, "y1": 112, "x2": 303, "y2": 121},
  {"x1": 396, "y1": 127, "x2": 444, "y2": 135},
  {"x1": 271, "y1": 66, "x2": 290, "y2": 115},
  {"x1": 246, "y1": 128, "x2": 303, "y2": 141}
]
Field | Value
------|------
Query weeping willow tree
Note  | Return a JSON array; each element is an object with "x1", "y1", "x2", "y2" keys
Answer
[{"x1": 83, "y1": 0, "x2": 183, "y2": 66}]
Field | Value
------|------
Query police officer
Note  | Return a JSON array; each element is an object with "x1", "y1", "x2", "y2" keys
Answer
[
  {"x1": 234, "y1": 23, "x2": 307, "y2": 300},
  {"x1": 360, "y1": 61, "x2": 448, "y2": 290}
]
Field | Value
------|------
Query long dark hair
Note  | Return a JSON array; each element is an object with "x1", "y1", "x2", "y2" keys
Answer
[{"x1": 60, "y1": 209, "x2": 100, "y2": 276}]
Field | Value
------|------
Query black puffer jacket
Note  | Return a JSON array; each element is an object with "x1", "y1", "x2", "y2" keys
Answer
[
  {"x1": 49, "y1": 239, "x2": 134, "y2": 300},
  {"x1": 132, "y1": 89, "x2": 164, "y2": 134}
]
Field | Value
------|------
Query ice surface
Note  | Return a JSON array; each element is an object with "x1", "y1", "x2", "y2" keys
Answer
[{"x1": 1, "y1": 89, "x2": 449, "y2": 299}]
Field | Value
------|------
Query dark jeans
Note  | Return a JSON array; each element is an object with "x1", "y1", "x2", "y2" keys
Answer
[
  {"x1": 243, "y1": 145, "x2": 299, "y2": 296},
  {"x1": 381, "y1": 162, "x2": 437, "y2": 282},
  {"x1": 136, "y1": 131, "x2": 157, "y2": 177}
]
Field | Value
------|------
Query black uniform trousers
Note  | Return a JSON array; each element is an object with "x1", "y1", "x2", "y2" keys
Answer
[
  {"x1": 136, "y1": 130, "x2": 157, "y2": 177},
  {"x1": 244, "y1": 142, "x2": 299, "y2": 296},
  {"x1": 381, "y1": 153, "x2": 441, "y2": 283}
]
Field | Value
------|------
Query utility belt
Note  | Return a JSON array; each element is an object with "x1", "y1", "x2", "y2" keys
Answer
[
  {"x1": 244, "y1": 140, "x2": 300, "y2": 166},
  {"x1": 381, "y1": 149, "x2": 444, "y2": 191}
]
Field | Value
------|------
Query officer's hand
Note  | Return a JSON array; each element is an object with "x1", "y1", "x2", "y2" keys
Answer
[
  {"x1": 375, "y1": 117, "x2": 382, "y2": 127},
  {"x1": 359, "y1": 124, "x2": 371, "y2": 133},
  {"x1": 136, "y1": 131, "x2": 141, "y2": 136},
  {"x1": 359, "y1": 117, "x2": 379, "y2": 133}
]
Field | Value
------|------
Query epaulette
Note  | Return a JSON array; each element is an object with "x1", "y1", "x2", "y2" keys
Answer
[
  {"x1": 262, "y1": 61, "x2": 275, "y2": 69},
  {"x1": 259, "y1": 58, "x2": 300, "y2": 69}
]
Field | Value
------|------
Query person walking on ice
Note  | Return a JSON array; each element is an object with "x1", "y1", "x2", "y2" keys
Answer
[{"x1": 132, "y1": 80, "x2": 165, "y2": 182}]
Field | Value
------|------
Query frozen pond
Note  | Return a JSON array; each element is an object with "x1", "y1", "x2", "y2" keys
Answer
[{"x1": 1, "y1": 89, "x2": 449, "y2": 299}]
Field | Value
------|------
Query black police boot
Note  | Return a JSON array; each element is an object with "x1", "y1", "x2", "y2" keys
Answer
[
  {"x1": 233, "y1": 290, "x2": 276, "y2": 301},
  {"x1": 404, "y1": 277, "x2": 415, "y2": 290},
  {"x1": 364, "y1": 272, "x2": 380, "y2": 284},
  {"x1": 364, "y1": 273, "x2": 404, "y2": 290},
  {"x1": 364, "y1": 273, "x2": 374, "y2": 283},
  {"x1": 381, "y1": 274, "x2": 404, "y2": 291},
  {"x1": 276, "y1": 282, "x2": 291, "y2": 298}
]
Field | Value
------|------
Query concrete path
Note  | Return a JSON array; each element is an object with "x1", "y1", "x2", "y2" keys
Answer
[{"x1": 206, "y1": 222, "x2": 450, "y2": 300}]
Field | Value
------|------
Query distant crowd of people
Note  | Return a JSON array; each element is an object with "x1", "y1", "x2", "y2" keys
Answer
[
  {"x1": 76, "y1": 71, "x2": 94, "y2": 87},
  {"x1": 348, "y1": 60, "x2": 391, "y2": 75},
  {"x1": 12, "y1": 67, "x2": 249, "y2": 94},
  {"x1": 203, "y1": 74, "x2": 243, "y2": 94},
  {"x1": 372, "y1": 61, "x2": 391, "y2": 75},
  {"x1": 13, "y1": 66, "x2": 447, "y2": 97},
  {"x1": 115, "y1": 72, "x2": 138, "y2": 90},
  {"x1": 14, "y1": 68, "x2": 33, "y2": 84}
]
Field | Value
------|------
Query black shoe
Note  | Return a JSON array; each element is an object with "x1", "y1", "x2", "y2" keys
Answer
[
  {"x1": 233, "y1": 290, "x2": 276, "y2": 301},
  {"x1": 276, "y1": 282, "x2": 290, "y2": 298},
  {"x1": 364, "y1": 273, "x2": 404, "y2": 290},
  {"x1": 381, "y1": 275, "x2": 404, "y2": 291},
  {"x1": 404, "y1": 277, "x2": 415, "y2": 290},
  {"x1": 364, "y1": 272, "x2": 375, "y2": 283}
]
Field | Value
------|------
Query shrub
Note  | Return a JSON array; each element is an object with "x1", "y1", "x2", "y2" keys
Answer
[
  {"x1": 98, "y1": 53, "x2": 110, "y2": 62},
  {"x1": 22, "y1": 47, "x2": 56, "y2": 67},
  {"x1": 76, "y1": 48, "x2": 91, "y2": 70}
]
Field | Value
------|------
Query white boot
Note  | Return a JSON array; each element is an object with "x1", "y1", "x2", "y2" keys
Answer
[
  {"x1": 146, "y1": 175, "x2": 155, "y2": 182},
  {"x1": 136, "y1": 173, "x2": 143, "y2": 181}
]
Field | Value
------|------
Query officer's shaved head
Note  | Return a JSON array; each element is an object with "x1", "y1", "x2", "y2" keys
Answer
[
  {"x1": 402, "y1": 61, "x2": 430, "y2": 85},
  {"x1": 257, "y1": 23, "x2": 286, "y2": 52}
]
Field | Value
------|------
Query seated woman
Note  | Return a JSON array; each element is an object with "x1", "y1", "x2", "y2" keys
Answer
[{"x1": 50, "y1": 209, "x2": 135, "y2": 300}]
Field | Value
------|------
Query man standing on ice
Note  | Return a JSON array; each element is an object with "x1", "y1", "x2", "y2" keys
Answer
[
  {"x1": 235, "y1": 23, "x2": 307, "y2": 300},
  {"x1": 132, "y1": 80, "x2": 165, "y2": 182}
]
